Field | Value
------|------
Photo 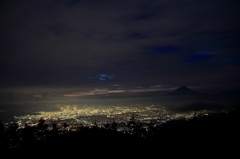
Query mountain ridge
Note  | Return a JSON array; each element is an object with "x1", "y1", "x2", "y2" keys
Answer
[{"x1": 166, "y1": 85, "x2": 206, "y2": 96}]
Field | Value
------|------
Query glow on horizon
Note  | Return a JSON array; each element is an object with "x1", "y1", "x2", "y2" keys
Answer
[{"x1": 64, "y1": 87, "x2": 173, "y2": 97}]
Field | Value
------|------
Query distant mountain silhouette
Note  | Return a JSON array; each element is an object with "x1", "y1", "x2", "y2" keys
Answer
[
  {"x1": 174, "y1": 86, "x2": 193, "y2": 92},
  {"x1": 167, "y1": 86, "x2": 206, "y2": 96}
]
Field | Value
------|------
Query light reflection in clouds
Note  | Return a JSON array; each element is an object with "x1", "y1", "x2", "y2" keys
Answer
[{"x1": 98, "y1": 74, "x2": 115, "y2": 81}]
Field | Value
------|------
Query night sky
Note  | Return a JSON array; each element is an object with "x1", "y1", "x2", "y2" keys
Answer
[{"x1": 1, "y1": 0, "x2": 240, "y2": 94}]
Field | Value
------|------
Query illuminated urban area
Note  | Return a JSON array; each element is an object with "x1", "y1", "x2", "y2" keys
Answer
[
  {"x1": 1, "y1": 104, "x2": 232, "y2": 150},
  {"x1": 10, "y1": 104, "x2": 227, "y2": 132}
]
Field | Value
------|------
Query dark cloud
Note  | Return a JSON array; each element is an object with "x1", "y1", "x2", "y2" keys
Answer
[
  {"x1": 148, "y1": 45, "x2": 180, "y2": 54},
  {"x1": 184, "y1": 52, "x2": 217, "y2": 63},
  {"x1": 0, "y1": 0, "x2": 239, "y2": 93}
]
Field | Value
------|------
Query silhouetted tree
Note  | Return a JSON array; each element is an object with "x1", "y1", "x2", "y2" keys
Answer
[
  {"x1": 63, "y1": 122, "x2": 68, "y2": 131},
  {"x1": 6, "y1": 122, "x2": 20, "y2": 150},
  {"x1": 8, "y1": 122, "x2": 18, "y2": 132},
  {"x1": 127, "y1": 115, "x2": 138, "y2": 134},
  {"x1": 52, "y1": 122, "x2": 57, "y2": 131},
  {"x1": 110, "y1": 121, "x2": 117, "y2": 131},
  {"x1": 103, "y1": 123, "x2": 110, "y2": 129},
  {"x1": 20, "y1": 125, "x2": 36, "y2": 147},
  {"x1": 0, "y1": 121, "x2": 7, "y2": 151},
  {"x1": 37, "y1": 117, "x2": 46, "y2": 131},
  {"x1": 44, "y1": 123, "x2": 49, "y2": 130},
  {"x1": 0, "y1": 121, "x2": 4, "y2": 133},
  {"x1": 128, "y1": 115, "x2": 136, "y2": 127},
  {"x1": 78, "y1": 123, "x2": 84, "y2": 131}
]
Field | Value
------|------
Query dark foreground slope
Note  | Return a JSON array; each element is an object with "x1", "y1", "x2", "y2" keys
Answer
[{"x1": 1, "y1": 108, "x2": 239, "y2": 157}]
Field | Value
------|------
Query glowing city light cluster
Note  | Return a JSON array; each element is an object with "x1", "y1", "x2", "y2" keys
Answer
[{"x1": 12, "y1": 104, "x2": 228, "y2": 130}]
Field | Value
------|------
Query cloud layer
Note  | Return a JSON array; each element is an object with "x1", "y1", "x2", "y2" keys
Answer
[{"x1": 0, "y1": 0, "x2": 239, "y2": 92}]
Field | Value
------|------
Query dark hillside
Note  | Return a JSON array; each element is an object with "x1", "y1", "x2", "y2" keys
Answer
[{"x1": 1, "y1": 108, "x2": 239, "y2": 157}]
